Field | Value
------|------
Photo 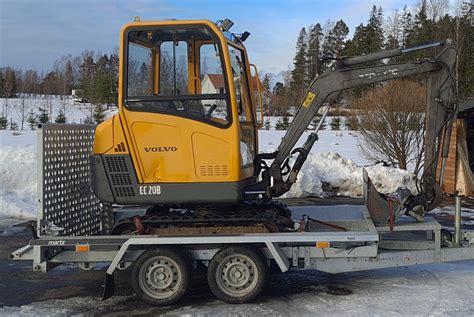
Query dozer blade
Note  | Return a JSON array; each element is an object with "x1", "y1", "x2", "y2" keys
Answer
[{"x1": 363, "y1": 169, "x2": 400, "y2": 226}]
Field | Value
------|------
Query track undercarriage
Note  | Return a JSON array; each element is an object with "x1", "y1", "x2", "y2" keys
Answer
[{"x1": 111, "y1": 201, "x2": 294, "y2": 235}]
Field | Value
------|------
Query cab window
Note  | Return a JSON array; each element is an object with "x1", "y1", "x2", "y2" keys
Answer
[
  {"x1": 125, "y1": 27, "x2": 230, "y2": 127},
  {"x1": 228, "y1": 45, "x2": 256, "y2": 166}
]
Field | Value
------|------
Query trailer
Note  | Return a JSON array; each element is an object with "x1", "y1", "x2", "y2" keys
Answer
[{"x1": 9, "y1": 125, "x2": 474, "y2": 305}]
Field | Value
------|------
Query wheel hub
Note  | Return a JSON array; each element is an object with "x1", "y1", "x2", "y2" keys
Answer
[
  {"x1": 216, "y1": 254, "x2": 258, "y2": 296},
  {"x1": 139, "y1": 256, "x2": 181, "y2": 299}
]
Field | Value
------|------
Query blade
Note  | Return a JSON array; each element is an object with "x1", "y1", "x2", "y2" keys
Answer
[{"x1": 363, "y1": 169, "x2": 399, "y2": 226}]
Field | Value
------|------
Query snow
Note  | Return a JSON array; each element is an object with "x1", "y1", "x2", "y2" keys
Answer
[
  {"x1": 0, "y1": 96, "x2": 117, "y2": 126},
  {"x1": 0, "y1": 132, "x2": 37, "y2": 219},
  {"x1": 0, "y1": 296, "x2": 131, "y2": 317}
]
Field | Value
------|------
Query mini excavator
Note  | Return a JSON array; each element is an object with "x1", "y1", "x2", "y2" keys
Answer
[{"x1": 90, "y1": 18, "x2": 457, "y2": 234}]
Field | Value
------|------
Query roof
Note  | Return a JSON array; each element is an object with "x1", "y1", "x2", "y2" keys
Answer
[
  {"x1": 205, "y1": 74, "x2": 268, "y2": 93},
  {"x1": 206, "y1": 74, "x2": 225, "y2": 89}
]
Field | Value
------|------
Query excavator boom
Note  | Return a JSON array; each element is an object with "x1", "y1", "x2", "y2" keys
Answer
[{"x1": 246, "y1": 40, "x2": 457, "y2": 223}]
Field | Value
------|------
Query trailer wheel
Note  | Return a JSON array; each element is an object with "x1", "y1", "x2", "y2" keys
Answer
[
  {"x1": 207, "y1": 246, "x2": 268, "y2": 303},
  {"x1": 131, "y1": 248, "x2": 191, "y2": 305}
]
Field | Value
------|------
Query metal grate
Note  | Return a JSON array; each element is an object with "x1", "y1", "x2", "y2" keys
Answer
[
  {"x1": 104, "y1": 156, "x2": 135, "y2": 197},
  {"x1": 105, "y1": 156, "x2": 128, "y2": 173},
  {"x1": 38, "y1": 124, "x2": 102, "y2": 236}
]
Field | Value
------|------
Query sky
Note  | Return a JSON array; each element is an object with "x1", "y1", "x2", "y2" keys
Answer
[{"x1": 1, "y1": 0, "x2": 427, "y2": 75}]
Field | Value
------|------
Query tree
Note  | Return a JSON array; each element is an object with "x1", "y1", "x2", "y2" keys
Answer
[
  {"x1": 400, "y1": 5, "x2": 414, "y2": 47},
  {"x1": 290, "y1": 28, "x2": 308, "y2": 100},
  {"x1": 331, "y1": 20, "x2": 349, "y2": 57},
  {"x1": 345, "y1": 115, "x2": 359, "y2": 130},
  {"x1": 275, "y1": 116, "x2": 291, "y2": 130},
  {"x1": 38, "y1": 107, "x2": 49, "y2": 124},
  {"x1": 272, "y1": 82, "x2": 285, "y2": 96},
  {"x1": 366, "y1": 6, "x2": 385, "y2": 53},
  {"x1": 10, "y1": 121, "x2": 19, "y2": 130},
  {"x1": 93, "y1": 104, "x2": 106, "y2": 124},
  {"x1": 261, "y1": 74, "x2": 271, "y2": 91},
  {"x1": 330, "y1": 117, "x2": 341, "y2": 130},
  {"x1": 64, "y1": 60, "x2": 74, "y2": 94},
  {"x1": 309, "y1": 113, "x2": 326, "y2": 130},
  {"x1": 2, "y1": 67, "x2": 17, "y2": 98},
  {"x1": 264, "y1": 118, "x2": 271, "y2": 130},
  {"x1": 14, "y1": 95, "x2": 29, "y2": 130},
  {"x1": 27, "y1": 110, "x2": 37, "y2": 130},
  {"x1": 55, "y1": 110, "x2": 67, "y2": 123},
  {"x1": 0, "y1": 116, "x2": 8, "y2": 130},
  {"x1": 353, "y1": 80, "x2": 426, "y2": 174},
  {"x1": 42, "y1": 71, "x2": 60, "y2": 95},
  {"x1": 306, "y1": 23, "x2": 323, "y2": 82}
]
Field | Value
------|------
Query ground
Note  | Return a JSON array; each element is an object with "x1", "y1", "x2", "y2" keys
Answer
[
  {"x1": 1, "y1": 205, "x2": 474, "y2": 316},
  {"x1": 1, "y1": 110, "x2": 473, "y2": 315}
]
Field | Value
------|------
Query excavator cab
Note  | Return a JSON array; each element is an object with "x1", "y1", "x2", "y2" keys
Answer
[{"x1": 91, "y1": 19, "x2": 261, "y2": 205}]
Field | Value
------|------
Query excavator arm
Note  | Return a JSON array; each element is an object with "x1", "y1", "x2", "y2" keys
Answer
[{"x1": 246, "y1": 40, "x2": 456, "y2": 222}]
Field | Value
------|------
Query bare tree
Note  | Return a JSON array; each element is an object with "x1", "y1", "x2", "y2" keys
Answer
[
  {"x1": 14, "y1": 95, "x2": 30, "y2": 130},
  {"x1": 353, "y1": 80, "x2": 426, "y2": 175},
  {"x1": 427, "y1": 0, "x2": 449, "y2": 21}
]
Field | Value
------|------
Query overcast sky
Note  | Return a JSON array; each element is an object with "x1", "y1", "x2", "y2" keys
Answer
[{"x1": 1, "y1": 0, "x2": 425, "y2": 74}]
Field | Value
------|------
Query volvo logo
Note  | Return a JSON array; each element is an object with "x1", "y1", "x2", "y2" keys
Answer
[{"x1": 144, "y1": 147, "x2": 178, "y2": 152}]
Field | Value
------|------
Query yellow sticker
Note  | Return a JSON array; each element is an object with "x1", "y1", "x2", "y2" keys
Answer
[{"x1": 302, "y1": 91, "x2": 316, "y2": 108}]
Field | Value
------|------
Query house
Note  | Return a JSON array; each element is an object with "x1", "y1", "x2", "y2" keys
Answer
[
  {"x1": 437, "y1": 99, "x2": 474, "y2": 196},
  {"x1": 201, "y1": 74, "x2": 271, "y2": 108}
]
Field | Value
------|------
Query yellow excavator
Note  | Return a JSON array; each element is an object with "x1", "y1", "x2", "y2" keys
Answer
[{"x1": 90, "y1": 18, "x2": 456, "y2": 234}]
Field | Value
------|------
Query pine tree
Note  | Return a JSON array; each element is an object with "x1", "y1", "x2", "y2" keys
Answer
[
  {"x1": 93, "y1": 104, "x2": 106, "y2": 124},
  {"x1": 27, "y1": 110, "x2": 37, "y2": 130},
  {"x1": 330, "y1": 117, "x2": 341, "y2": 130},
  {"x1": 38, "y1": 107, "x2": 49, "y2": 123},
  {"x1": 64, "y1": 61, "x2": 74, "y2": 94},
  {"x1": 400, "y1": 5, "x2": 414, "y2": 47},
  {"x1": 83, "y1": 116, "x2": 94, "y2": 124},
  {"x1": 10, "y1": 121, "x2": 19, "y2": 130},
  {"x1": 366, "y1": 6, "x2": 385, "y2": 53},
  {"x1": 0, "y1": 117, "x2": 8, "y2": 130},
  {"x1": 306, "y1": 23, "x2": 323, "y2": 83},
  {"x1": 272, "y1": 82, "x2": 285, "y2": 96},
  {"x1": 55, "y1": 110, "x2": 67, "y2": 123},
  {"x1": 407, "y1": 0, "x2": 433, "y2": 51},
  {"x1": 3, "y1": 67, "x2": 17, "y2": 98},
  {"x1": 264, "y1": 118, "x2": 271, "y2": 130},
  {"x1": 331, "y1": 20, "x2": 349, "y2": 57},
  {"x1": 309, "y1": 114, "x2": 326, "y2": 130},
  {"x1": 262, "y1": 74, "x2": 271, "y2": 91},
  {"x1": 291, "y1": 28, "x2": 308, "y2": 100}
]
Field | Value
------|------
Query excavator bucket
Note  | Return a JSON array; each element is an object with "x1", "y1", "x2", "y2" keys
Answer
[{"x1": 363, "y1": 169, "x2": 401, "y2": 226}]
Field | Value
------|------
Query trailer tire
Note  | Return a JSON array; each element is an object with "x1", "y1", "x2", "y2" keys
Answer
[
  {"x1": 131, "y1": 248, "x2": 191, "y2": 306},
  {"x1": 207, "y1": 246, "x2": 268, "y2": 304}
]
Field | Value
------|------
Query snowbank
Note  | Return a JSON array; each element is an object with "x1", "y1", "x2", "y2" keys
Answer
[
  {"x1": 283, "y1": 152, "x2": 417, "y2": 198},
  {"x1": 0, "y1": 138, "x2": 37, "y2": 219}
]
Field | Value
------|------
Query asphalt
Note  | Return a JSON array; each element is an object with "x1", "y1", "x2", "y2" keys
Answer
[{"x1": 1, "y1": 196, "x2": 473, "y2": 315}]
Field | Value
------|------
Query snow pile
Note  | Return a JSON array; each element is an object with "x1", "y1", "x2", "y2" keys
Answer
[
  {"x1": 0, "y1": 144, "x2": 37, "y2": 219},
  {"x1": 284, "y1": 152, "x2": 417, "y2": 198}
]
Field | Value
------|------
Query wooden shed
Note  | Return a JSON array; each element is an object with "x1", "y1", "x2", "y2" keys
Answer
[{"x1": 438, "y1": 101, "x2": 474, "y2": 196}]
